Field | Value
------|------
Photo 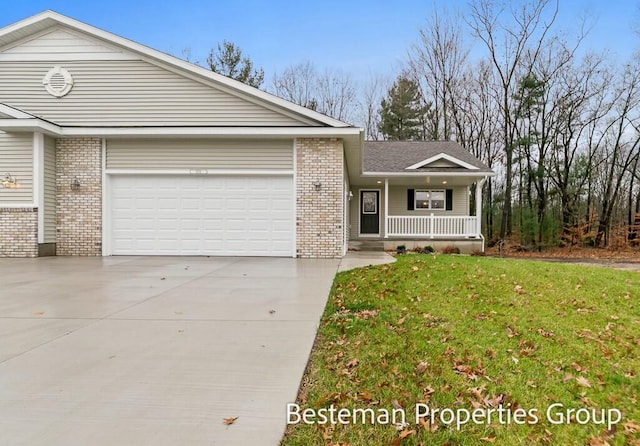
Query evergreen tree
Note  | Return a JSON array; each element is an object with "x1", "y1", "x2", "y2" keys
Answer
[
  {"x1": 206, "y1": 40, "x2": 264, "y2": 88},
  {"x1": 378, "y1": 74, "x2": 430, "y2": 140}
]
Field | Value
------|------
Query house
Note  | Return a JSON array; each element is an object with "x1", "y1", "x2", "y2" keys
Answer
[
  {"x1": 0, "y1": 11, "x2": 493, "y2": 259},
  {"x1": 348, "y1": 141, "x2": 494, "y2": 253}
]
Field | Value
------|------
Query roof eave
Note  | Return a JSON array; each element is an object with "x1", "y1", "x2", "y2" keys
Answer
[{"x1": 362, "y1": 171, "x2": 495, "y2": 177}]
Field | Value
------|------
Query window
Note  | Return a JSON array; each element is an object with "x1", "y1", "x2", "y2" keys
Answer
[{"x1": 415, "y1": 190, "x2": 445, "y2": 210}]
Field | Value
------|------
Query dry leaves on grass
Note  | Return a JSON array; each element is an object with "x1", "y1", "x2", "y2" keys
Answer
[{"x1": 576, "y1": 376, "x2": 592, "y2": 388}]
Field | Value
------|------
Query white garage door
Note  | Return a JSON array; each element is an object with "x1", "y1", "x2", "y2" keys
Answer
[{"x1": 110, "y1": 175, "x2": 294, "y2": 256}]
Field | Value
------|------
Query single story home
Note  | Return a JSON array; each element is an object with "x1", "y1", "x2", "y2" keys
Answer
[{"x1": 0, "y1": 11, "x2": 493, "y2": 259}]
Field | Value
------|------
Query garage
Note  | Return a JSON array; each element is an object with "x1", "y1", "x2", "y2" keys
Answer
[{"x1": 109, "y1": 175, "x2": 294, "y2": 256}]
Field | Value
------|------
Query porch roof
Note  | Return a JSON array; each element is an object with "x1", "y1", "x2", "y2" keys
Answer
[{"x1": 363, "y1": 141, "x2": 493, "y2": 174}]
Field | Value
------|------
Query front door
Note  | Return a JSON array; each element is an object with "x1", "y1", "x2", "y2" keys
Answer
[{"x1": 360, "y1": 190, "x2": 380, "y2": 235}]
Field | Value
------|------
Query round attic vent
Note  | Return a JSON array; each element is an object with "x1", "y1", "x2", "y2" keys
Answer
[{"x1": 43, "y1": 66, "x2": 74, "y2": 97}]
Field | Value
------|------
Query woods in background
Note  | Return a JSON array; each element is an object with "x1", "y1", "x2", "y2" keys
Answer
[{"x1": 203, "y1": 0, "x2": 640, "y2": 250}]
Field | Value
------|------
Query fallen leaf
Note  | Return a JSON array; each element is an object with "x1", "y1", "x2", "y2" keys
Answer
[
  {"x1": 416, "y1": 361, "x2": 429, "y2": 373},
  {"x1": 399, "y1": 429, "x2": 415, "y2": 439},
  {"x1": 506, "y1": 326, "x2": 520, "y2": 338},
  {"x1": 576, "y1": 376, "x2": 592, "y2": 388},
  {"x1": 223, "y1": 416, "x2": 238, "y2": 425},
  {"x1": 33, "y1": 311, "x2": 44, "y2": 316},
  {"x1": 480, "y1": 437, "x2": 496, "y2": 443},
  {"x1": 623, "y1": 419, "x2": 640, "y2": 433},
  {"x1": 514, "y1": 284, "x2": 526, "y2": 294},
  {"x1": 571, "y1": 362, "x2": 588, "y2": 373},
  {"x1": 562, "y1": 373, "x2": 574, "y2": 383},
  {"x1": 586, "y1": 436, "x2": 611, "y2": 446},
  {"x1": 346, "y1": 358, "x2": 359, "y2": 369}
]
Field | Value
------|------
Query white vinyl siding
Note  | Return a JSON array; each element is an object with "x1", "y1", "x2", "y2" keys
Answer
[
  {"x1": 0, "y1": 60, "x2": 312, "y2": 126},
  {"x1": 110, "y1": 175, "x2": 294, "y2": 256},
  {"x1": 2, "y1": 28, "x2": 122, "y2": 56},
  {"x1": 0, "y1": 132, "x2": 32, "y2": 203},
  {"x1": 43, "y1": 135, "x2": 56, "y2": 243},
  {"x1": 106, "y1": 139, "x2": 293, "y2": 171}
]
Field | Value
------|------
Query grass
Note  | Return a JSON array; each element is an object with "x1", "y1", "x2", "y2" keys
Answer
[{"x1": 282, "y1": 255, "x2": 640, "y2": 446}]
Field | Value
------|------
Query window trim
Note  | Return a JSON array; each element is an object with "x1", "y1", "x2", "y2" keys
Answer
[{"x1": 414, "y1": 189, "x2": 446, "y2": 211}]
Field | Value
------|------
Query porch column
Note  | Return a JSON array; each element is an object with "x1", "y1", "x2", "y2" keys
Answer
[
  {"x1": 475, "y1": 178, "x2": 486, "y2": 236},
  {"x1": 384, "y1": 178, "x2": 389, "y2": 238}
]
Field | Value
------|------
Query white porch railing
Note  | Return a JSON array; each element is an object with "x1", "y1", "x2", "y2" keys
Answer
[{"x1": 386, "y1": 215, "x2": 479, "y2": 238}]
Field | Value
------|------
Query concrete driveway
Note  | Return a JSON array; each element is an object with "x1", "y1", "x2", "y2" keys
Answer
[{"x1": 0, "y1": 256, "x2": 339, "y2": 446}]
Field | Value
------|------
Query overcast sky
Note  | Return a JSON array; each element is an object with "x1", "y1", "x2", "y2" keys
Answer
[{"x1": 1, "y1": 1, "x2": 638, "y2": 85}]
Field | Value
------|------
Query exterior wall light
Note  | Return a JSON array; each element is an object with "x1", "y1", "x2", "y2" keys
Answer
[
  {"x1": 2, "y1": 173, "x2": 17, "y2": 188},
  {"x1": 313, "y1": 181, "x2": 322, "y2": 191},
  {"x1": 70, "y1": 176, "x2": 81, "y2": 190}
]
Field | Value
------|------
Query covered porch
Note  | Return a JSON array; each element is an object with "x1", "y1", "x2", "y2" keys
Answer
[
  {"x1": 349, "y1": 174, "x2": 488, "y2": 249},
  {"x1": 347, "y1": 141, "x2": 495, "y2": 252},
  {"x1": 382, "y1": 176, "x2": 484, "y2": 238}
]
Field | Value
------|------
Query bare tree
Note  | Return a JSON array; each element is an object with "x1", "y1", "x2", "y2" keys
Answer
[
  {"x1": 410, "y1": 7, "x2": 469, "y2": 141},
  {"x1": 271, "y1": 61, "x2": 318, "y2": 110},
  {"x1": 271, "y1": 61, "x2": 357, "y2": 123},
  {"x1": 357, "y1": 72, "x2": 390, "y2": 140},
  {"x1": 594, "y1": 60, "x2": 640, "y2": 246},
  {"x1": 468, "y1": 0, "x2": 560, "y2": 240}
]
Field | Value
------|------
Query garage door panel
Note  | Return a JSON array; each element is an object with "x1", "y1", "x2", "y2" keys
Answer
[{"x1": 110, "y1": 175, "x2": 293, "y2": 256}]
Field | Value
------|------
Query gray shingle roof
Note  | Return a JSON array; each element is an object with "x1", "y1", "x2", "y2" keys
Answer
[{"x1": 364, "y1": 141, "x2": 492, "y2": 173}]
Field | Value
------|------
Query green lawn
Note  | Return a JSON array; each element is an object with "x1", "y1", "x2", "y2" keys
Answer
[{"x1": 282, "y1": 255, "x2": 640, "y2": 446}]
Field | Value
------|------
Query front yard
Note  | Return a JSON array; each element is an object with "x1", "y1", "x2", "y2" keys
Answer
[{"x1": 282, "y1": 255, "x2": 640, "y2": 445}]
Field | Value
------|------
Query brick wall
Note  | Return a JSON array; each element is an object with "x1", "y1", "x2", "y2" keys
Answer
[
  {"x1": 0, "y1": 208, "x2": 38, "y2": 257},
  {"x1": 295, "y1": 138, "x2": 344, "y2": 258},
  {"x1": 56, "y1": 137, "x2": 102, "y2": 256}
]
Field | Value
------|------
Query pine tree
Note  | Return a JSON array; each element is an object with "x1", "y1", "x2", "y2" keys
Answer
[
  {"x1": 206, "y1": 40, "x2": 264, "y2": 88},
  {"x1": 378, "y1": 74, "x2": 430, "y2": 140}
]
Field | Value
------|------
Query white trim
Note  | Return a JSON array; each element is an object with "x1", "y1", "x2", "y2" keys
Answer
[
  {"x1": 405, "y1": 153, "x2": 480, "y2": 170},
  {"x1": 0, "y1": 11, "x2": 351, "y2": 128},
  {"x1": 63, "y1": 126, "x2": 361, "y2": 137},
  {"x1": 105, "y1": 168, "x2": 294, "y2": 176},
  {"x1": 0, "y1": 53, "x2": 139, "y2": 62},
  {"x1": 358, "y1": 189, "x2": 381, "y2": 237},
  {"x1": 384, "y1": 179, "x2": 389, "y2": 238},
  {"x1": 0, "y1": 203, "x2": 37, "y2": 208},
  {"x1": 362, "y1": 171, "x2": 496, "y2": 177},
  {"x1": 414, "y1": 189, "x2": 446, "y2": 211},
  {"x1": 292, "y1": 139, "x2": 298, "y2": 258},
  {"x1": 33, "y1": 132, "x2": 44, "y2": 243},
  {"x1": 0, "y1": 118, "x2": 61, "y2": 134},
  {"x1": 101, "y1": 138, "x2": 109, "y2": 256},
  {"x1": 0, "y1": 120, "x2": 361, "y2": 139},
  {"x1": 476, "y1": 178, "x2": 486, "y2": 240},
  {"x1": 0, "y1": 103, "x2": 34, "y2": 119}
]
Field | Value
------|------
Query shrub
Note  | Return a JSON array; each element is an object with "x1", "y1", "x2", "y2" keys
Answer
[{"x1": 441, "y1": 245, "x2": 461, "y2": 254}]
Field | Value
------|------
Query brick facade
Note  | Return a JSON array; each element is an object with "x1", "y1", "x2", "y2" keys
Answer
[
  {"x1": 295, "y1": 138, "x2": 344, "y2": 258},
  {"x1": 56, "y1": 137, "x2": 102, "y2": 256},
  {"x1": 0, "y1": 207, "x2": 38, "y2": 257}
]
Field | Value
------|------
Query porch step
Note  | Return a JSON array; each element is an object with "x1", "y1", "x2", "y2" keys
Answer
[{"x1": 349, "y1": 240, "x2": 385, "y2": 251}]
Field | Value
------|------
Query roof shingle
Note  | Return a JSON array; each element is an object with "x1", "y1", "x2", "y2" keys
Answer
[{"x1": 364, "y1": 141, "x2": 492, "y2": 173}]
